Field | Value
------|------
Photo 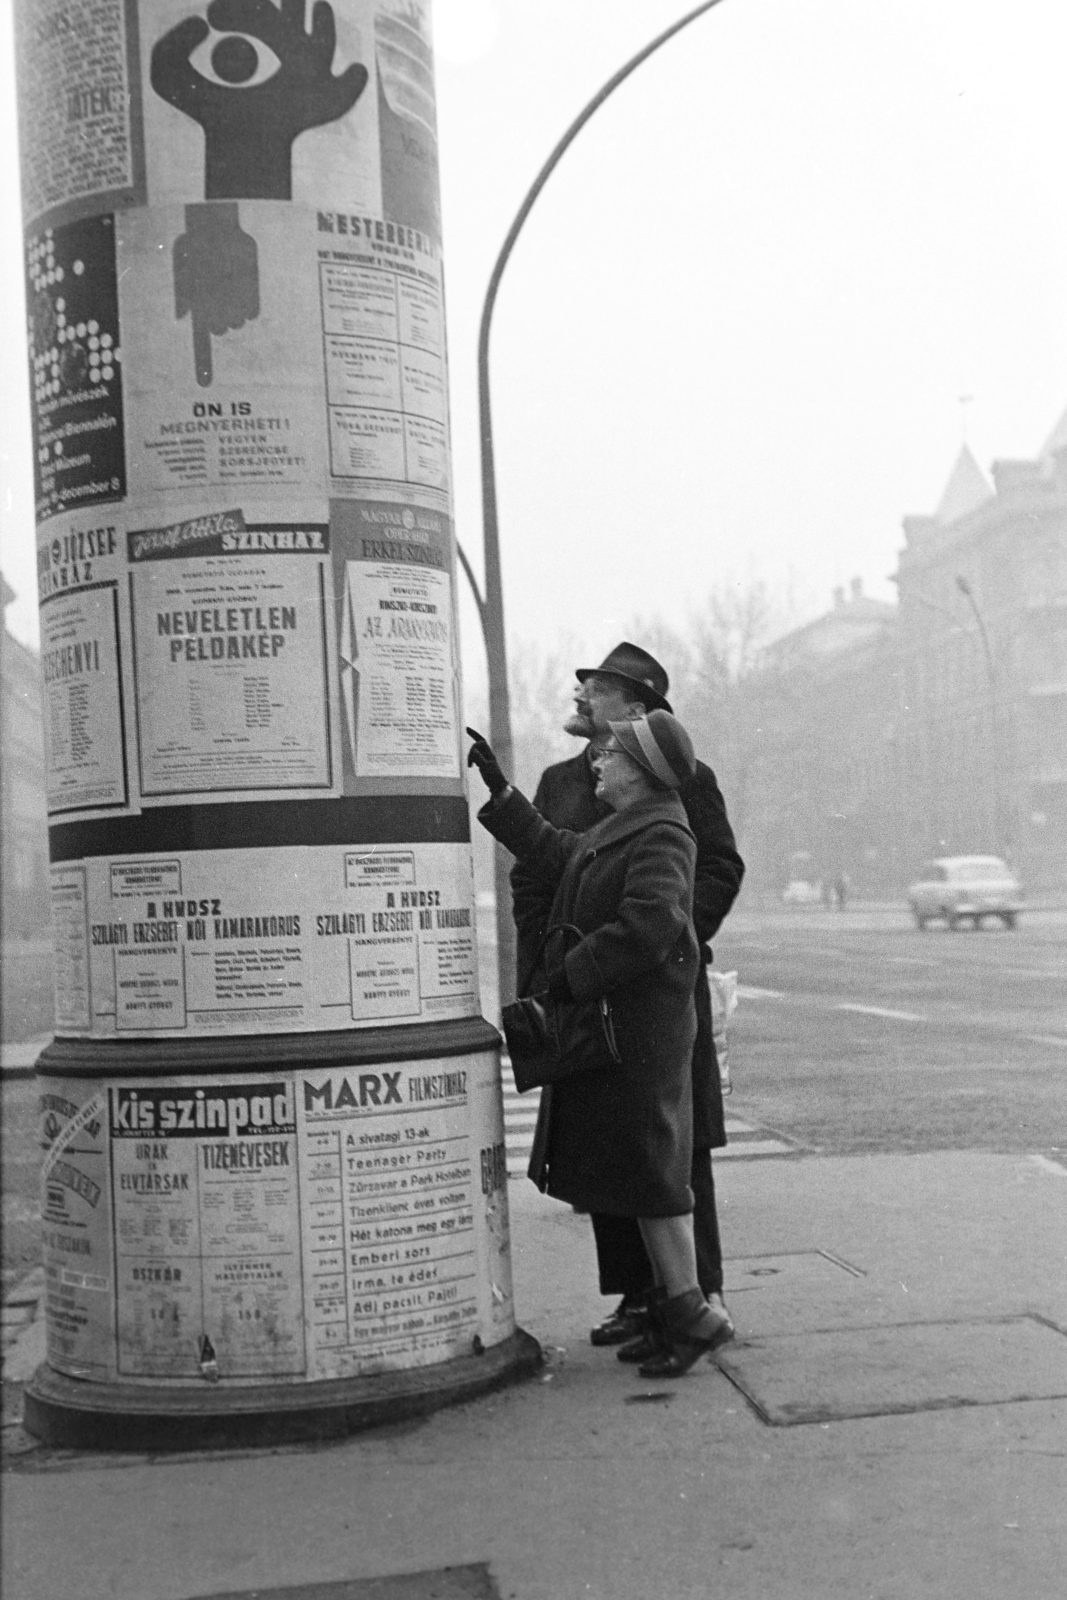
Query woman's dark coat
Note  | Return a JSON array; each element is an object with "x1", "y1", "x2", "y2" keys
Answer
[
  {"x1": 511, "y1": 749, "x2": 744, "y2": 1149},
  {"x1": 481, "y1": 785, "x2": 699, "y2": 1217}
]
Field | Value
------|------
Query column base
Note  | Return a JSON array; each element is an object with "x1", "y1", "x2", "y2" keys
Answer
[{"x1": 23, "y1": 1329, "x2": 542, "y2": 1452}]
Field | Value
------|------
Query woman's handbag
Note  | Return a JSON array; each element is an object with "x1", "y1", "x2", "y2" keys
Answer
[{"x1": 501, "y1": 924, "x2": 622, "y2": 1094}]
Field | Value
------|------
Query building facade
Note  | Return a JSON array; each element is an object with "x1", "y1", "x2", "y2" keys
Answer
[
  {"x1": 895, "y1": 417, "x2": 1067, "y2": 891},
  {"x1": 738, "y1": 406, "x2": 1067, "y2": 900},
  {"x1": 1, "y1": 576, "x2": 49, "y2": 940},
  {"x1": 741, "y1": 578, "x2": 904, "y2": 899}
]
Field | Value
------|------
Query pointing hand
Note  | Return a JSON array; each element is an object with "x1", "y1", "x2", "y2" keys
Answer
[
  {"x1": 465, "y1": 728, "x2": 509, "y2": 796},
  {"x1": 173, "y1": 204, "x2": 259, "y2": 386}
]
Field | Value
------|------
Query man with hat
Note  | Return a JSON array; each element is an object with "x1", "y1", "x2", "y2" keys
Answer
[{"x1": 511, "y1": 642, "x2": 745, "y2": 1356}]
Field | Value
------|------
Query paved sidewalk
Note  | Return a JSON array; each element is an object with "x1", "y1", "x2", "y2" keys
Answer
[{"x1": 4, "y1": 1145, "x2": 1066, "y2": 1600}]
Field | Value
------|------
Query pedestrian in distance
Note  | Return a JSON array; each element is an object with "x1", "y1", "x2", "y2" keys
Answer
[
  {"x1": 509, "y1": 644, "x2": 744, "y2": 1363},
  {"x1": 467, "y1": 712, "x2": 733, "y2": 1376}
]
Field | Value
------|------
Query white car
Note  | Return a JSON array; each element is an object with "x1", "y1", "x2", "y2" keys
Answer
[
  {"x1": 782, "y1": 878, "x2": 823, "y2": 905},
  {"x1": 907, "y1": 855, "x2": 1023, "y2": 930}
]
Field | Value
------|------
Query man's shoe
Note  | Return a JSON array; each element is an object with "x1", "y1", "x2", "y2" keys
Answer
[
  {"x1": 590, "y1": 1295, "x2": 648, "y2": 1346},
  {"x1": 617, "y1": 1286, "x2": 668, "y2": 1362},
  {"x1": 616, "y1": 1328, "x2": 663, "y2": 1363}
]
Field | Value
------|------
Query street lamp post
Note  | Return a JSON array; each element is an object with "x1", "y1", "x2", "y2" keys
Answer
[
  {"x1": 906, "y1": 583, "x2": 1007, "y2": 854},
  {"x1": 954, "y1": 575, "x2": 995, "y2": 688},
  {"x1": 955, "y1": 574, "x2": 1010, "y2": 853},
  {"x1": 462, "y1": 0, "x2": 728, "y2": 1008}
]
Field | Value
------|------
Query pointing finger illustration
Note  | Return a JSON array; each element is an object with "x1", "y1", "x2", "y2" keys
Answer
[
  {"x1": 190, "y1": 314, "x2": 214, "y2": 389},
  {"x1": 173, "y1": 204, "x2": 260, "y2": 388}
]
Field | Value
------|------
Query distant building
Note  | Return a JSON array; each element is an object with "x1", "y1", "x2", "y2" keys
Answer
[
  {"x1": 895, "y1": 413, "x2": 1067, "y2": 890},
  {"x1": 1, "y1": 575, "x2": 49, "y2": 938},
  {"x1": 741, "y1": 409, "x2": 1067, "y2": 901},
  {"x1": 743, "y1": 577, "x2": 904, "y2": 898}
]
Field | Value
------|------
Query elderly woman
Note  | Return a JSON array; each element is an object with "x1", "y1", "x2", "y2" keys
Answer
[{"x1": 467, "y1": 711, "x2": 732, "y2": 1376}]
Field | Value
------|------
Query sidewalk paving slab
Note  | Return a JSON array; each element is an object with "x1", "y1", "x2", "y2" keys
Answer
[{"x1": 3, "y1": 1150, "x2": 1066, "y2": 1600}]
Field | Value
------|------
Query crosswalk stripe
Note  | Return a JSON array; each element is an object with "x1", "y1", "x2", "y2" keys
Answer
[
  {"x1": 499, "y1": 1060, "x2": 797, "y2": 1169},
  {"x1": 716, "y1": 1137, "x2": 796, "y2": 1159},
  {"x1": 836, "y1": 1003, "x2": 925, "y2": 1022}
]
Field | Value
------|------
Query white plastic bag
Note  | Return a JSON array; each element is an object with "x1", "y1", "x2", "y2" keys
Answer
[{"x1": 707, "y1": 969, "x2": 738, "y2": 1096}]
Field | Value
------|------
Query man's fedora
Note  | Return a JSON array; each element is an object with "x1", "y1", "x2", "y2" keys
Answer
[{"x1": 576, "y1": 641, "x2": 672, "y2": 713}]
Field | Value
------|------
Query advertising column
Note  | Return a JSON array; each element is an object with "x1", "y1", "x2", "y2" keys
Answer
[{"x1": 15, "y1": 0, "x2": 537, "y2": 1447}]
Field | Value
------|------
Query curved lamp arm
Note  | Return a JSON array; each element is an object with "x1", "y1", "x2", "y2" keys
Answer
[
  {"x1": 478, "y1": 0, "x2": 728, "y2": 370},
  {"x1": 472, "y1": 0, "x2": 729, "y2": 1006}
]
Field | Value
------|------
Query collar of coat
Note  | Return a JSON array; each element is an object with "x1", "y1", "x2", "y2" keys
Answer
[{"x1": 578, "y1": 790, "x2": 694, "y2": 857}]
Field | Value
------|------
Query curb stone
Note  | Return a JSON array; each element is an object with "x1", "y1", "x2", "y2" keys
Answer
[
  {"x1": 2, "y1": 1267, "x2": 47, "y2": 1462},
  {"x1": 2, "y1": 1268, "x2": 45, "y2": 1387}
]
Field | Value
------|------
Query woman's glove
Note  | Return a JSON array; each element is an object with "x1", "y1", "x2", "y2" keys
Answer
[{"x1": 465, "y1": 727, "x2": 509, "y2": 796}]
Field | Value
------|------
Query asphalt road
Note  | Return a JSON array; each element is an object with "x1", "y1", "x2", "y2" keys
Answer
[{"x1": 713, "y1": 905, "x2": 1067, "y2": 1158}]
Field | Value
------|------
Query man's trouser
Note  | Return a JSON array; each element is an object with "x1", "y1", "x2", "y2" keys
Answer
[{"x1": 589, "y1": 1146, "x2": 723, "y2": 1299}]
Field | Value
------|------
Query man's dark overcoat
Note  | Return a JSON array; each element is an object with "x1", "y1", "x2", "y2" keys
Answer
[
  {"x1": 511, "y1": 749, "x2": 744, "y2": 1149},
  {"x1": 481, "y1": 785, "x2": 699, "y2": 1216}
]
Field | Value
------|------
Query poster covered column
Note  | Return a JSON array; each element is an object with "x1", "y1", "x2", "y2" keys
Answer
[{"x1": 14, "y1": 0, "x2": 537, "y2": 1445}]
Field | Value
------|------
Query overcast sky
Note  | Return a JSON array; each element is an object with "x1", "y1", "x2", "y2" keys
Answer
[{"x1": 3, "y1": 0, "x2": 1067, "y2": 680}]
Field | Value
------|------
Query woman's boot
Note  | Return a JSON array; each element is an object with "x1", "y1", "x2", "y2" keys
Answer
[
  {"x1": 616, "y1": 1287, "x2": 668, "y2": 1364},
  {"x1": 636, "y1": 1287, "x2": 734, "y2": 1378}
]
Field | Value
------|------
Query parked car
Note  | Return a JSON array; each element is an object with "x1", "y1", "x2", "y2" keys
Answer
[
  {"x1": 782, "y1": 877, "x2": 823, "y2": 905},
  {"x1": 907, "y1": 856, "x2": 1023, "y2": 930}
]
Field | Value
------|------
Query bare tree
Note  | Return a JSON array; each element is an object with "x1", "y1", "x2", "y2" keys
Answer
[
  {"x1": 504, "y1": 582, "x2": 799, "y2": 857},
  {"x1": 507, "y1": 632, "x2": 587, "y2": 794},
  {"x1": 625, "y1": 583, "x2": 794, "y2": 845}
]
